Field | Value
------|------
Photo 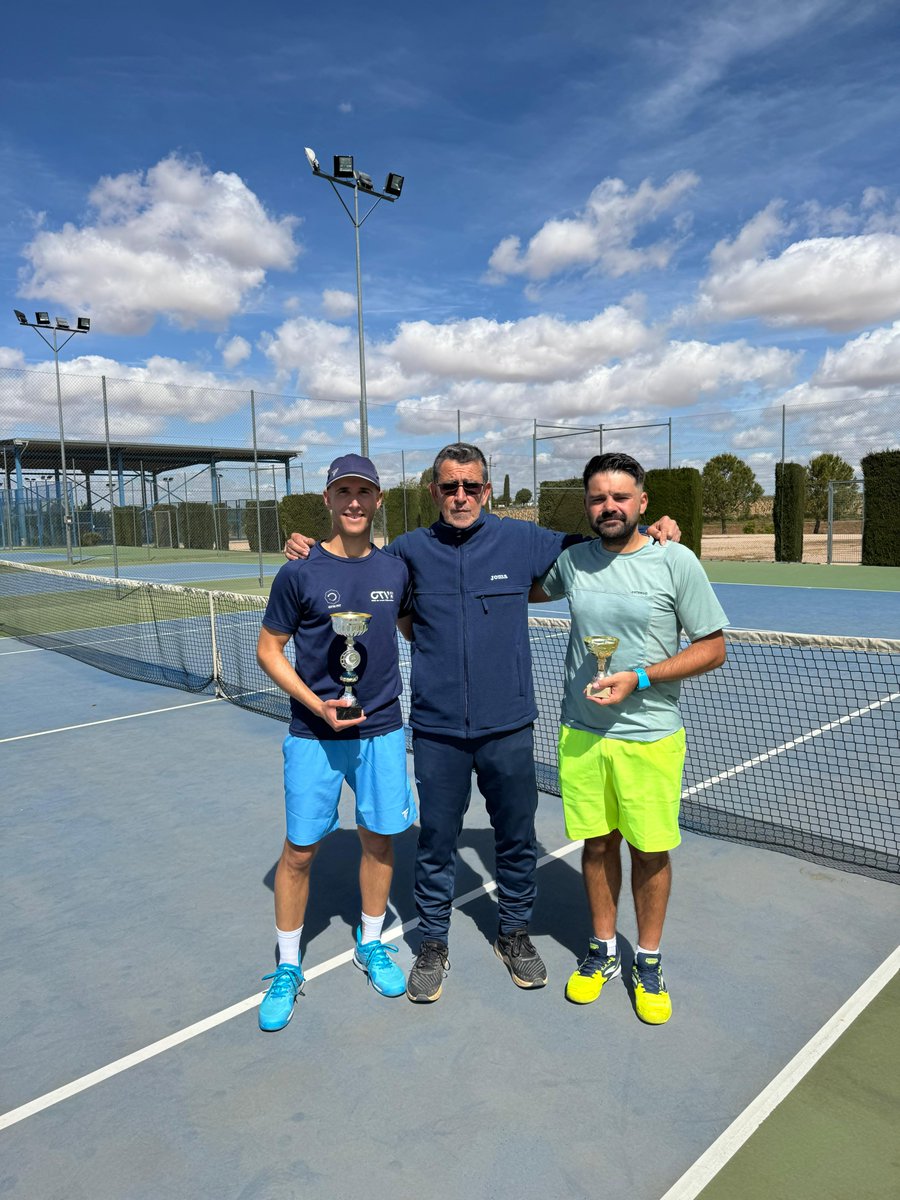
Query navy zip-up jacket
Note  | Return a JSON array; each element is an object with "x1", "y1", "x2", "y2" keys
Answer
[{"x1": 386, "y1": 513, "x2": 581, "y2": 738}]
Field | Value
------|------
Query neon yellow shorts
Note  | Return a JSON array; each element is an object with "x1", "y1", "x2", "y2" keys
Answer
[{"x1": 557, "y1": 725, "x2": 686, "y2": 852}]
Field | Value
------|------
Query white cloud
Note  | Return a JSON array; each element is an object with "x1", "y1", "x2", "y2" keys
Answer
[
  {"x1": 221, "y1": 335, "x2": 251, "y2": 369},
  {"x1": 0, "y1": 346, "x2": 26, "y2": 368},
  {"x1": 388, "y1": 309, "x2": 655, "y2": 383},
  {"x1": 733, "y1": 425, "x2": 778, "y2": 449},
  {"x1": 699, "y1": 203, "x2": 900, "y2": 332},
  {"x1": 322, "y1": 289, "x2": 357, "y2": 318},
  {"x1": 18, "y1": 154, "x2": 300, "y2": 334},
  {"x1": 392, "y1": 338, "x2": 797, "y2": 435},
  {"x1": 486, "y1": 172, "x2": 698, "y2": 283},
  {"x1": 338, "y1": 102, "x2": 353, "y2": 114},
  {"x1": 814, "y1": 321, "x2": 900, "y2": 388},
  {"x1": 260, "y1": 315, "x2": 410, "y2": 401},
  {"x1": 0, "y1": 350, "x2": 261, "y2": 442}
]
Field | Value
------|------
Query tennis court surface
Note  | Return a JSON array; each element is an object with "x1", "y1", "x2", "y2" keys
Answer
[{"x1": 1, "y1": 558, "x2": 898, "y2": 1199}]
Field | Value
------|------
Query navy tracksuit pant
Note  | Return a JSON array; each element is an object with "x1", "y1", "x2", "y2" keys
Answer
[{"x1": 412, "y1": 724, "x2": 539, "y2": 943}]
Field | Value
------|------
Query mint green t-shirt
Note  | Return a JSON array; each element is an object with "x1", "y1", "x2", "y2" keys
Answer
[{"x1": 540, "y1": 538, "x2": 728, "y2": 742}]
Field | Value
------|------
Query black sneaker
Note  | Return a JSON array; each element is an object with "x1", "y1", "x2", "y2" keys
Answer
[
  {"x1": 494, "y1": 928, "x2": 548, "y2": 989},
  {"x1": 406, "y1": 939, "x2": 450, "y2": 1003}
]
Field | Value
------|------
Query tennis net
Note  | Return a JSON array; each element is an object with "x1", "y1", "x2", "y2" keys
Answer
[{"x1": 2, "y1": 558, "x2": 897, "y2": 882}]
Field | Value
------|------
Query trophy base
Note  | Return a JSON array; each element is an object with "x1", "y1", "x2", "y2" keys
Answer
[
  {"x1": 585, "y1": 683, "x2": 612, "y2": 700},
  {"x1": 336, "y1": 705, "x2": 362, "y2": 721}
]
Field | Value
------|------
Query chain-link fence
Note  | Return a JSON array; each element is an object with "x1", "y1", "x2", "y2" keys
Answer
[{"x1": 0, "y1": 364, "x2": 895, "y2": 564}]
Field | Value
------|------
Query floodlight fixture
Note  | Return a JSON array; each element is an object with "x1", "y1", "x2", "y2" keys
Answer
[
  {"x1": 14, "y1": 309, "x2": 28, "y2": 325},
  {"x1": 55, "y1": 318, "x2": 70, "y2": 330},
  {"x1": 333, "y1": 155, "x2": 354, "y2": 178},
  {"x1": 356, "y1": 172, "x2": 374, "y2": 191},
  {"x1": 77, "y1": 317, "x2": 91, "y2": 332},
  {"x1": 35, "y1": 312, "x2": 50, "y2": 326},
  {"x1": 304, "y1": 146, "x2": 320, "y2": 172},
  {"x1": 384, "y1": 173, "x2": 404, "y2": 197}
]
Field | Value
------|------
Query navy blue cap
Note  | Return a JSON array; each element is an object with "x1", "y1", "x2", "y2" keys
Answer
[{"x1": 325, "y1": 453, "x2": 380, "y2": 489}]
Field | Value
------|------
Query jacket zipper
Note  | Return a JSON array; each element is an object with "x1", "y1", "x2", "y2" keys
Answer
[{"x1": 459, "y1": 533, "x2": 469, "y2": 728}]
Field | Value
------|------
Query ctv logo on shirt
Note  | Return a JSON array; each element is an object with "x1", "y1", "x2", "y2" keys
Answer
[{"x1": 370, "y1": 590, "x2": 394, "y2": 602}]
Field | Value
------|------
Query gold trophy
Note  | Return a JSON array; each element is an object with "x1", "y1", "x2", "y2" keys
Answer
[
  {"x1": 583, "y1": 635, "x2": 619, "y2": 699},
  {"x1": 330, "y1": 611, "x2": 371, "y2": 720}
]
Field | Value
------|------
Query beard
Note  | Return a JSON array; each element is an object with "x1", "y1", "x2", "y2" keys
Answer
[{"x1": 589, "y1": 511, "x2": 640, "y2": 547}]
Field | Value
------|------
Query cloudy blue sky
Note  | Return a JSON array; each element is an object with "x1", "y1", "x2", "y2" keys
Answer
[{"x1": 2, "y1": 0, "x2": 899, "y2": 489}]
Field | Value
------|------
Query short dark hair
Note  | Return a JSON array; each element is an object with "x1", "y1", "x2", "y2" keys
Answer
[
  {"x1": 432, "y1": 442, "x2": 488, "y2": 482},
  {"x1": 582, "y1": 452, "x2": 645, "y2": 490}
]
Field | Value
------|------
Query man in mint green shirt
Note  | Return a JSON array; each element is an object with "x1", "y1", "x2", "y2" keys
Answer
[{"x1": 532, "y1": 452, "x2": 727, "y2": 1024}]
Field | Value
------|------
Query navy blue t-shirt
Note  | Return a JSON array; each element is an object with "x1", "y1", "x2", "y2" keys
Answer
[{"x1": 263, "y1": 543, "x2": 412, "y2": 740}]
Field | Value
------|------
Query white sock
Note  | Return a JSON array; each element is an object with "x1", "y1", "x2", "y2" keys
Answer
[
  {"x1": 360, "y1": 911, "x2": 386, "y2": 944},
  {"x1": 594, "y1": 935, "x2": 617, "y2": 956},
  {"x1": 276, "y1": 924, "x2": 303, "y2": 967},
  {"x1": 636, "y1": 943, "x2": 660, "y2": 958}
]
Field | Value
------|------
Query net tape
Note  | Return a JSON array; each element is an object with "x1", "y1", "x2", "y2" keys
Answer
[{"x1": 2, "y1": 558, "x2": 897, "y2": 882}]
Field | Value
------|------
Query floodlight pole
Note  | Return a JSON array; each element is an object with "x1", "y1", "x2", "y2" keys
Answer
[
  {"x1": 304, "y1": 150, "x2": 403, "y2": 458},
  {"x1": 12, "y1": 312, "x2": 89, "y2": 563},
  {"x1": 352, "y1": 183, "x2": 369, "y2": 458}
]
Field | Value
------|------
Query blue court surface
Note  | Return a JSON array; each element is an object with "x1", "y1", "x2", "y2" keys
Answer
[{"x1": 1, "y1": 632, "x2": 898, "y2": 1200}]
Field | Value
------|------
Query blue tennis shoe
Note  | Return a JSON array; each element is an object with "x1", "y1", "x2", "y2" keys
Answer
[
  {"x1": 353, "y1": 927, "x2": 406, "y2": 997},
  {"x1": 258, "y1": 962, "x2": 305, "y2": 1031}
]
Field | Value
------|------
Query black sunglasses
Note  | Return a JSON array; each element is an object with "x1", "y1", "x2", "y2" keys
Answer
[{"x1": 435, "y1": 480, "x2": 486, "y2": 497}]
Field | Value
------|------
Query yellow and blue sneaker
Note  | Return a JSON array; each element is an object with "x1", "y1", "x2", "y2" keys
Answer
[
  {"x1": 353, "y1": 927, "x2": 406, "y2": 997},
  {"x1": 258, "y1": 962, "x2": 304, "y2": 1031},
  {"x1": 631, "y1": 951, "x2": 672, "y2": 1024},
  {"x1": 565, "y1": 938, "x2": 621, "y2": 1004}
]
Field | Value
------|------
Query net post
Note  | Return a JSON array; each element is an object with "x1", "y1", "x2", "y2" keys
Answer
[{"x1": 209, "y1": 590, "x2": 223, "y2": 698}]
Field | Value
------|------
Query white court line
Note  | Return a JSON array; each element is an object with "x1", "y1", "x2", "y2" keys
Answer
[
  {"x1": 659, "y1": 943, "x2": 900, "y2": 1200},
  {"x1": 0, "y1": 839, "x2": 582, "y2": 1132},
  {"x1": 0, "y1": 628, "x2": 183, "y2": 656},
  {"x1": 0, "y1": 699, "x2": 221, "y2": 744},
  {"x1": 682, "y1": 689, "x2": 900, "y2": 798}
]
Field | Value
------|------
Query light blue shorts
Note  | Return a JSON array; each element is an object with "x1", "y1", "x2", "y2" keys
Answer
[{"x1": 282, "y1": 728, "x2": 417, "y2": 846}]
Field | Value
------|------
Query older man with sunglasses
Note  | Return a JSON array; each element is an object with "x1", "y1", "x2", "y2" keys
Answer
[{"x1": 285, "y1": 442, "x2": 680, "y2": 1002}]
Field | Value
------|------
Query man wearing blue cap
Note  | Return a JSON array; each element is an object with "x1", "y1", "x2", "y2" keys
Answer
[{"x1": 255, "y1": 454, "x2": 417, "y2": 1031}]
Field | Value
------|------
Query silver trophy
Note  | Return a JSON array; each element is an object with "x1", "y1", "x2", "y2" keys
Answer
[
  {"x1": 583, "y1": 635, "x2": 620, "y2": 699},
  {"x1": 330, "y1": 611, "x2": 371, "y2": 720}
]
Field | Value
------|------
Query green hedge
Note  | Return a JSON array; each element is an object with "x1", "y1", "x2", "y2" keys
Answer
[
  {"x1": 538, "y1": 479, "x2": 588, "y2": 535},
  {"x1": 177, "y1": 502, "x2": 224, "y2": 550},
  {"x1": 861, "y1": 449, "x2": 900, "y2": 566},
  {"x1": 279, "y1": 492, "x2": 331, "y2": 543},
  {"x1": 417, "y1": 469, "x2": 436, "y2": 529},
  {"x1": 113, "y1": 505, "x2": 144, "y2": 546},
  {"x1": 244, "y1": 500, "x2": 282, "y2": 553},
  {"x1": 644, "y1": 467, "x2": 702, "y2": 556},
  {"x1": 384, "y1": 482, "x2": 421, "y2": 540},
  {"x1": 773, "y1": 462, "x2": 805, "y2": 562}
]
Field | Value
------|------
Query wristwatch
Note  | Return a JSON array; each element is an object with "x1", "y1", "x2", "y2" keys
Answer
[{"x1": 632, "y1": 667, "x2": 651, "y2": 691}]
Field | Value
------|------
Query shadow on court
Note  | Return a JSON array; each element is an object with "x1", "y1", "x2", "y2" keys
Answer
[{"x1": 260, "y1": 824, "x2": 590, "y2": 962}]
